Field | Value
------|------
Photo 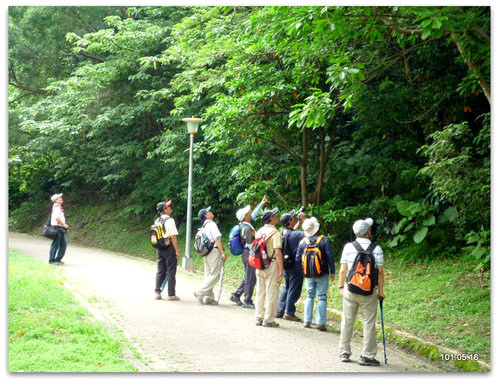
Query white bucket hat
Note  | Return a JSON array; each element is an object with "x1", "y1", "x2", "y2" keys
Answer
[
  {"x1": 353, "y1": 218, "x2": 374, "y2": 236},
  {"x1": 303, "y1": 217, "x2": 320, "y2": 237},
  {"x1": 51, "y1": 193, "x2": 63, "y2": 202},
  {"x1": 236, "y1": 205, "x2": 251, "y2": 222}
]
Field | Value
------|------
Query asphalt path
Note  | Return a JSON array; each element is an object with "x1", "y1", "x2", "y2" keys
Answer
[{"x1": 8, "y1": 232, "x2": 443, "y2": 373}]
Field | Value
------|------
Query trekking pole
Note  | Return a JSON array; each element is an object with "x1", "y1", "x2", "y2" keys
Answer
[
  {"x1": 217, "y1": 264, "x2": 225, "y2": 303},
  {"x1": 380, "y1": 298, "x2": 388, "y2": 364}
]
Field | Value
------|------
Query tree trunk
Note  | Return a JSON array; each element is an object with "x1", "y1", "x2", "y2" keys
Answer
[{"x1": 300, "y1": 128, "x2": 309, "y2": 207}]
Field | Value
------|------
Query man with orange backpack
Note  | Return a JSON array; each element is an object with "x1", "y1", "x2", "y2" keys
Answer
[
  {"x1": 295, "y1": 217, "x2": 335, "y2": 331},
  {"x1": 338, "y1": 217, "x2": 385, "y2": 366}
]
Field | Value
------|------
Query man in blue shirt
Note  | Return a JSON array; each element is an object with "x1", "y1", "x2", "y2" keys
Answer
[
  {"x1": 296, "y1": 217, "x2": 335, "y2": 331},
  {"x1": 276, "y1": 209, "x2": 305, "y2": 321}
]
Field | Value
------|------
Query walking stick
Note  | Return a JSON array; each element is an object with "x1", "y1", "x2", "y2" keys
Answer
[
  {"x1": 217, "y1": 265, "x2": 225, "y2": 303},
  {"x1": 380, "y1": 298, "x2": 388, "y2": 364}
]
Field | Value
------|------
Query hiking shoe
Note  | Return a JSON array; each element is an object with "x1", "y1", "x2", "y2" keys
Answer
[
  {"x1": 317, "y1": 324, "x2": 327, "y2": 332},
  {"x1": 263, "y1": 321, "x2": 280, "y2": 328},
  {"x1": 55, "y1": 261, "x2": 65, "y2": 265},
  {"x1": 193, "y1": 291, "x2": 204, "y2": 304},
  {"x1": 283, "y1": 314, "x2": 302, "y2": 322},
  {"x1": 275, "y1": 311, "x2": 284, "y2": 318},
  {"x1": 155, "y1": 295, "x2": 162, "y2": 300},
  {"x1": 230, "y1": 294, "x2": 242, "y2": 306},
  {"x1": 304, "y1": 322, "x2": 312, "y2": 329},
  {"x1": 167, "y1": 296, "x2": 180, "y2": 301},
  {"x1": 358, "y1": 356, "x2": 381, "y2": 366},
  {"x1": 256, "y1": 319, "x2": 263, "y2": 326},
  {"x1": 340, "y1": 353, "x2": 351, "y2": 363},
  {"x1": 202, "y1": 296, "x2": 218, "y2": 305},
  {"x1": 242, "y1": 302, "x2": 255, "y2": 309}
]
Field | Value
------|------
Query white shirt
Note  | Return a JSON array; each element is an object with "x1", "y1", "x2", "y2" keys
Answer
[
  {"x1": 156, "y1": 214, "x2": 178, "y2": 236},
  {"x1": 203, "y1": 220, "x2": 222, "y2": 243},
  {"x1": 51, "y1": 203, "x2": 66, "y2": 227},
  {"x1": 340, "y1": 237, "x2": 384, "y2": 271}
]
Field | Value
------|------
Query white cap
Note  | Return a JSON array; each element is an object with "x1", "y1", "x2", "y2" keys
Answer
[
  {"x1": 303, "y1": 217, "x2": 320, "y2": 237},
  {"x1": 236, "y1": 205, "x2": 251, "y2": 221},
  {"x1": 51, "y1": 193, "x2": 63, "y2": 202},
  {"x1": 353, "y1": 218, "x2": 374, "y2": 236}
]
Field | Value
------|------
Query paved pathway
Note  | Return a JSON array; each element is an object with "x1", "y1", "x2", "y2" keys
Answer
[{"x1": 9, "y1": 232, "x2": 442, "y2": 373}]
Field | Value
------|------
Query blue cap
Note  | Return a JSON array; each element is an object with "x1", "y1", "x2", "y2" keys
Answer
[{"x1": 198, "y1": 206, "x2": 211, "y2": 221}]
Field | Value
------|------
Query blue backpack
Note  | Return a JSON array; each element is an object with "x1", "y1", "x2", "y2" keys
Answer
[{"x1": 228, "y1": 224, "x2": 243, "y2": 256}]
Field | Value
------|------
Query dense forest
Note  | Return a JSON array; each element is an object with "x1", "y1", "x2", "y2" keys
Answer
[{"x1": 8, "y1": 6, "x2": 490, "y2": 267}]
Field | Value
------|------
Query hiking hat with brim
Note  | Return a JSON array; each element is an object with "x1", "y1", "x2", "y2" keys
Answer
[
  {"x1": 236, "y1": 205, "x2": 251, "y2": 222},
  {"x1": 303, "y1": 217, "x2": 320, "y2": 237},
  {"x1": 198, "y1": 206, "x2": 211, "y2": 221},
  {"x1": 156, "y1": 200, "x2": 172, "y2": 213},
  {"x1": 353, "y1": 217, "x2": 374, "y2": 236},
  {"x1": 262, "y1": 207, "x2": 278, "y2": 224},
  {"x1": 280, "y1": 209, "x2": 296, "y2": 226},
  {"x1": 51, "y1": 193, "x2": 63, "y2": 202}
]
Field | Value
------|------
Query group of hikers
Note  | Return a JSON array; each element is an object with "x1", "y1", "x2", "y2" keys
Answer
[
  {"x1": 151, "y1": 196, "x2": 386, "y2": 367},
  {"x1": 45, "y1": 192, "x2": 386, "y2": 367}
]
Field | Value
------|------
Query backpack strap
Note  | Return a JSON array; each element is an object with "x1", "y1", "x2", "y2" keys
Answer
[
  {"x1": 352, "y1": 240, "x2": 365, "y2": 253},
  {"x1": 365, "y1": 242, "x2": 377, "y2": 254},
  {"x1": 352, "y1": 240, "x2": 377, "y2": 255}
]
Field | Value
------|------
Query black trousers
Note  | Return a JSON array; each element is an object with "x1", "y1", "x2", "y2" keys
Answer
[
  {"x1": 155, "y1": 245, "x2": 177, "y2": 296},
  {"x1": 234, "y1": 248, "x2": 256, "y2": 304}
]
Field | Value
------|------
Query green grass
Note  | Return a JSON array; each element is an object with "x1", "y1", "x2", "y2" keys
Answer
[{"x1": 8, "y1": 250, "x2": 138, "y2": 372}]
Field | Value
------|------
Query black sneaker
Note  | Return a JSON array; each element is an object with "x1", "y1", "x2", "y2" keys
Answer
[
  {"x1": 316, "y1": 324, "x2": 327, "y2": 332},
  {"x1": 230, "y1": 294, "x2": 242, "y2": 306},
  {"x1": 358, "y1": 356, "x2": 381, "y2": 366},
  {"x1": 242, "y1": 302, "x2": 255, "y2": 309},
  {"x1": 340, "y1": 353, "x2": 351, "y2": 363}
]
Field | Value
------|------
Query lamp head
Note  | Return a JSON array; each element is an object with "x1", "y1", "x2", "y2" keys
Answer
[{"x1": 182, "y1": 117, "x2": 204, "y2": 135}]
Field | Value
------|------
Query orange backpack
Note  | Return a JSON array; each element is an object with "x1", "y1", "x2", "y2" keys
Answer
[
  {"x1": 346, "y1": 241, "x2": 378, "y2": 296},
  {"x1": 302, "y1": 235, "x2": 326, "y2": 278}
]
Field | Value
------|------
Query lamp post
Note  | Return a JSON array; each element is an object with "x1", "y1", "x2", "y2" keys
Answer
[{"x1": 182, "y1": 117, "x2": 203, "y2": 271}]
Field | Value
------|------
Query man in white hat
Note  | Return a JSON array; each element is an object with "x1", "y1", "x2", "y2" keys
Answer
[
  {"x1": 49, "y1": 193, "x2": 69, "y2": 265},
  {"x1": 295, "y1": 217, "x2": 335, "y2": 331},
  {"x1": 230, "y1": 196, "x2": 268, "y2": 308},
  {"x1": 338, "y1": 217, "x2": 385, "y2": 366}
]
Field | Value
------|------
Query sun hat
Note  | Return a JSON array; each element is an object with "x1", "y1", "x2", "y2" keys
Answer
[
  {"x1": 236, "y1": 205, "x2": 251, "y2": 222},
  {"x1": 303, "y1": 217, "x2": 320, "y2": 237},
  {"x1": 51, "y1": 193, "x2": 63, "y2": 202},
  {"x1": 261, "y1": 207, "x2": 278, "y2": 224},
  {"x1": 352, "y1": 218, "x2": 374, "y2": 236}
]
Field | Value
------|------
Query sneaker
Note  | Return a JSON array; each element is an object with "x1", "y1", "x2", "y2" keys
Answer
[
  {"x1": 275, "y1": 311, "x2": 284, "y2": 318},
  {"x1": 263, "y1": 321, "x2": 280, "y2": 328},
  {"x1": 358, "y1": 356, "x2": 381, "y2": 366},
  {"x1": 55, "y1": 261, "x2": 65, "y2": 265},
  {"x1": 167, "y1": 296, "x2": 180, "y2": 301},
  {"x1": 230, "y1": 294, "x2": 242, "y2": 306},
  {"x1": 155, "y1": 295, "x2": 162, "y2": 300},
  {"x1": 242, "y1": 302, "x2": 255, "y2": 309},
  {"x1": 283, "y1": 314, "x2": 302, "y2": 322},
  {"x1": 340, "y1": 353, "x2": 351, "y2": 363},
  {"x1": 256, "y1": 318, "x2": 263, "y2": 326},
  {"x1": 317, "y1": 324, "x2": 327, "y2": 332},
  {"x1": 304, "y1": 322, "x2": 312, "y2": 328}
]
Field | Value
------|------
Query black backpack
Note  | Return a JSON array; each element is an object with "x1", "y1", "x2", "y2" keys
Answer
[
  {"x1": 281, "y1": 229, "x2": 294, "y2": 268},
  {"x1": 346, "y1": 241, "x2": 378, "y2": 296}
]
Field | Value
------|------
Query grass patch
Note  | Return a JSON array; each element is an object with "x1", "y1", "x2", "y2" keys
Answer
[{"x1": 8, "y1": 250, "x2": 138, "y2": 372}]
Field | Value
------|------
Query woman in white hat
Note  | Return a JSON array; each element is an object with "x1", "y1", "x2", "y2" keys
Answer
[{"x1": 48, "y1": 193, "x2": 69, "y2": 265}]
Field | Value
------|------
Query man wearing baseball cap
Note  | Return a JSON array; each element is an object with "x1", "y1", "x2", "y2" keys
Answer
[
  {"x1": 194, "y1": 206, "x2": 227, "y2": 305},
  {"x1": 48, "y1": 193, "x2": 69, "y2": 265},
  {"x1": 338, "y1": 217, "x2": 385, "y2": 366},
  {"x1": 154, "y1": 200, "x2": 181, "y2": 301},
  {"x1": 230, "y1": 196, "x2": 268, "y2": 308},
  {"x1": 254, "y1": 207, "x2": 283, "y2": 327}
]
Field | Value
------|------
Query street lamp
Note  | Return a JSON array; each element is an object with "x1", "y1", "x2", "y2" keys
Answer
[{"x1": 182, "y1": 117, "x2": 203, "y2": 271}]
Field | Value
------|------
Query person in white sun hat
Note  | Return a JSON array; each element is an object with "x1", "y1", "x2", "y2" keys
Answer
[
  {"x1": 48, "y1": 193, "x2": 69, "y2": 265},
  {"x1": 338, "y1": 217, "x2": 385, "y2": 366}
]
